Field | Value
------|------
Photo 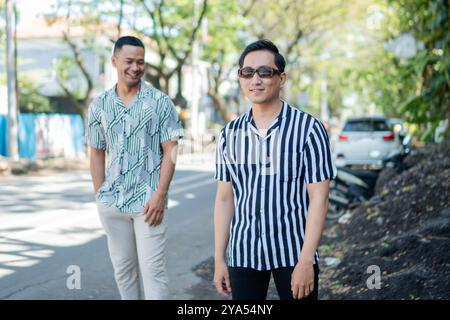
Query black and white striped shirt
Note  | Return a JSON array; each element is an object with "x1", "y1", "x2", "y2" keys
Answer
[{"x1": 215, "y1": 101, "x2": 337, "y2": 271}]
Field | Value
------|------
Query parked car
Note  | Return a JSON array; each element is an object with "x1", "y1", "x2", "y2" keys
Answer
[{"x1": 334, "y1": 116, "x2": 402, "y2": 168}]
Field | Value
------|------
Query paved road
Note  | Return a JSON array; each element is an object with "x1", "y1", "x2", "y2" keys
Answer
[{"x1": 0, "y1": 158, "x2": 221, "y2": 299}]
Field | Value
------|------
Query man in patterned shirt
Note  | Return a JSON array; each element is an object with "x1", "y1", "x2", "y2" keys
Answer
[{"x1": 86, "y1": 36, "x2": 183, "y2": 300}]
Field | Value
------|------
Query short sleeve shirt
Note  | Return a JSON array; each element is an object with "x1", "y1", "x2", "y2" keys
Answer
[
  {"x1": 214, "y1": 101, "x2": 337, "y2": 270},
  {"x1": 86, "y1": 80, "x2": 184, "y2": 214}
]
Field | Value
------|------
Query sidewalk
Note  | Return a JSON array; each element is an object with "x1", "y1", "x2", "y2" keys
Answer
[{"x1": 0, "y1": 151, "x2": 216, "y2": 177}]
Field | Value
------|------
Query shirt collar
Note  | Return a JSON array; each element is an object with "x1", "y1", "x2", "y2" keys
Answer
[
  {"x1": 244, "y1": 100, "x2": 288, "y2": 128},
  {"x1": 107, "y1": 79, "x2": 151, "y2": 102}
]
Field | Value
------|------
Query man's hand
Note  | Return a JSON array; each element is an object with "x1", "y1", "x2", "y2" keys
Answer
[
  {"x1": 213, "y1": 259, "x2": 232, "y2": 298},
  {"x1": 144, "y1": 191, "x2": 165, "y2": 226},
  {"x1": 291, "y1": 260, "x2": 315, "y2": 299}
]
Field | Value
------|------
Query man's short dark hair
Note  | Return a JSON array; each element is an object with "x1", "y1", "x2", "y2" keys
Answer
[
  {"x1": 238, "y1": 39, "x2": 286, "y2": 72},
  {"x1": 113, "y1": 36, "x2": 145, "y2": 54}
]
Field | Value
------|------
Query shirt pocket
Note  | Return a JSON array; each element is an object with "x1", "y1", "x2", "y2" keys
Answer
[{"x1": 278, "y1": 151, "x2": 302, "y2": 182}]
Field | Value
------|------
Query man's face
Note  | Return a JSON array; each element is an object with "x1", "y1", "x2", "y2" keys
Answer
[
  {"x1": 239, "y1": 50, "x2": 286, "y2": 106},
  {"x1": 112, "y1": 45, "x2": 145, "y2": 87}
]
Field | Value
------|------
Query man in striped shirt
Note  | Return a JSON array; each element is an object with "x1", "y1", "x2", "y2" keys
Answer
[
  {"x1": 86, "y1": 36, "x2": 183, "y2": 299},
  {"x1": 213, "y1": 39, "x2": 337, "y2": 300}
]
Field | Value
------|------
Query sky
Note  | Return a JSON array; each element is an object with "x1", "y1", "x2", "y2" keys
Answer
[{"x1": 16, "y1": 0, "x2": 57, "y2": 27}]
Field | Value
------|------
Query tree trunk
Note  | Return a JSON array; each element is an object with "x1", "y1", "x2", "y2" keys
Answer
[
  {"x1": 6, "y1": 0, "x2": 19, "y2": 160},
  {"x1": 209, "y1": 92, "x2": 228, "y2": 123},
  {"x1": 14, "y1": 3, "x2": 19, "y2": 114},
  {"x1": 117, "y1": 0, "x2": 124, "y2": 38},
  {"x1": 160, "y1": 75, "x2": 170, "y2": 94}
]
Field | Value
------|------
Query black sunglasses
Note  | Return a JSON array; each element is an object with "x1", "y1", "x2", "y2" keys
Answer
[{"x1": 238, "y1": 66, "x2": 282, "y2": 79}]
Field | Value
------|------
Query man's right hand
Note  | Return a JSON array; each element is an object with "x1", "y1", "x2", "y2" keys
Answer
[{"x1": 213, "y1": 259, "x2": 232, "y2": 298}]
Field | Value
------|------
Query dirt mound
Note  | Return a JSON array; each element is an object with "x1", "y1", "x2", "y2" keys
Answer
[{"x1": 321, "y1": 141, "x2": 450, "y2": 299}]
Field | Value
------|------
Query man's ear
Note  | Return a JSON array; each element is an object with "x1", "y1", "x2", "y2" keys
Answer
[
  {"x1": 111, "y1": 55, "x2": 117, "y2": 68},
  {"x1": 280, "y1": 72, "x2": 287, "y2": 87}
]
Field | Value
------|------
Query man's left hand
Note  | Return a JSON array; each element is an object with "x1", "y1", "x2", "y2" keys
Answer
[
  {"x1": 291, "y1": 260, "x2": 314, "y2": 299},
  {"x1": 144, "y1": 191, "x2": 165, "y2": 226}
]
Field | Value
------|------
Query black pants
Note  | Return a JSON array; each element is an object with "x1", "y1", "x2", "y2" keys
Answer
[{"x1": 228, "y1": 264, "x2": 319, "y2": 300}]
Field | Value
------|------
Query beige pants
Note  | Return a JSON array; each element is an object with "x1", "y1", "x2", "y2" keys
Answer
[{"x1": 97, "y1": 201, "x2": 168, "y2": 300}]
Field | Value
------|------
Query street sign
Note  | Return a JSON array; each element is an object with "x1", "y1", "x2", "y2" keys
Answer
[{"x1": 384, "y1": 33, "x2": 422, "y2": 59}]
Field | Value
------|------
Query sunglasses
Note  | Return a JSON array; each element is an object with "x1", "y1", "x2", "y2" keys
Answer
[{"x1": 238, "y1": 66, "x2": 282, "y2": 79}]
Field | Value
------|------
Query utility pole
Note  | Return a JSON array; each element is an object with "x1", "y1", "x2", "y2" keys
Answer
[{"x1": 6, "y1": 0, "x2": 19, "y2": 160}]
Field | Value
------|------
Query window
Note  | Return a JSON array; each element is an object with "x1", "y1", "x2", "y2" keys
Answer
[{"x1": 343, "y1": 119, "x2": 390, "y2": 132}]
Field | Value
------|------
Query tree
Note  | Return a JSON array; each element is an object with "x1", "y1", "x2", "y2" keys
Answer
[
  {"x1": 241, "y1": 0, "x2": 363, "y2": 118},
  {"x1": 201, "y1": 1, "x2": 246, "y2": 122},
  {"x1": 49, "y1": 0, "x2": 112, "y2": 119},
  {"x1": 390, "y1": 0, "x2": 450, "y2": 141},
  {"x1": 121, "y1": 0, "x2": 248, "y2": 122},
  {"x1": 18, "y1": 76, "x2": 54, "y2": 113},
  {"x1": 123, "y1": 0, "x2": 208, "y2": 98},
  {"x1": 350, "y1": 0, "x2": 449, "y2": 141},
  {"x1": 5, "y1": 0, "x2": 19, "y2": 160},
  {"x1": 55, "y1": 31, "x2": 95, "y2": 119}
]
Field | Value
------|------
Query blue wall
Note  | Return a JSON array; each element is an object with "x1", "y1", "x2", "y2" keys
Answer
[
  {"x1": 18, "y1": 114, "x2": 37, "y2": 159},
  {"x1": 0, "y1": 115, "x2": 7, "y2": 157},
  {"x1": 70, "y1": 115, "x2": 85, "y2": 158},
  {"x1": 0, "y1": 114, "x2": 85, "y2": 160}
]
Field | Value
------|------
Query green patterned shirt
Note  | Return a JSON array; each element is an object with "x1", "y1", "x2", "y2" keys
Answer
[{"x1": 86, "y1": 80, "x2": 184, "y2": 214}]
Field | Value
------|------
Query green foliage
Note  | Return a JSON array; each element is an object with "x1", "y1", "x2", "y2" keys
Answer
[
  {"x1": 21, "y1": 0, "x2": 447, "y2": 140},
  {"x1": 200, "y1": 1, "x2": 245, "y2": 64},
  {"x1": 200, "y1": 1, "x2": 246, "y2": 85},
  {"x1": 54, "y1": 54, "x2": 84, "y2": 99},
  {"x1": 339, "y1": 0, "x2": 449, "y2": 141},
  {"x1": 242, "y1": 0, "x2": 376, "y2": 117},
  {"x1": 395, "y1": 0, "x2": 449, "y2": 141},
  {"x1": 18, "y1": 76, "x2": 54, "y2": 113}
]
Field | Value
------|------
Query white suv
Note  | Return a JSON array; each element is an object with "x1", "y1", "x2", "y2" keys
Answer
[{"x1": 334, "y1": 116, "x2": 402, "y2": 168}]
